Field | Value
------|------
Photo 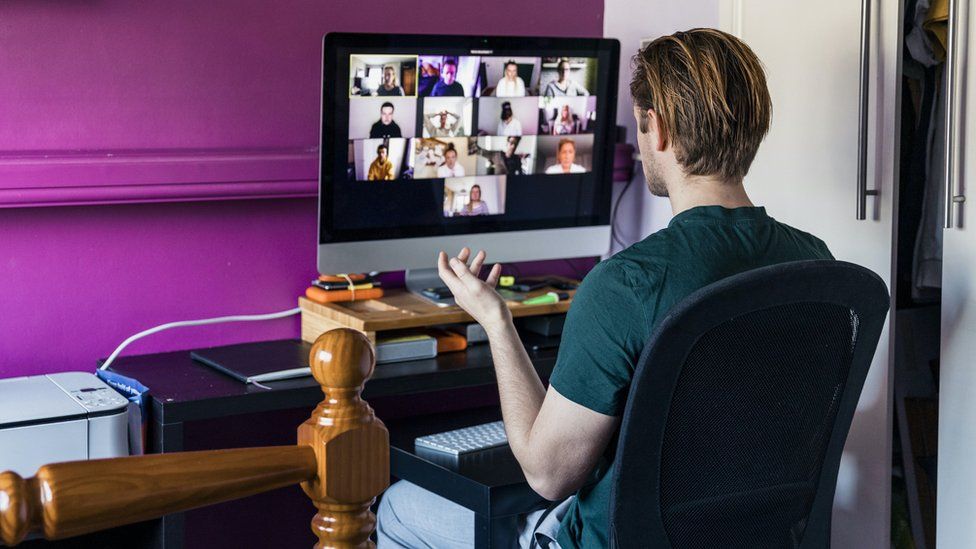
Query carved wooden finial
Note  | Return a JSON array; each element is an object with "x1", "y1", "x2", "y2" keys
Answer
[
  {"x1": 308, "y1": 328, "x2": 375, "y2": 393},
  {"x1": 299, "y1": 328, "x2": 389, "y2": 548},
  {"x1": 0, "y1": 471, "x2": 40, "y2": 546}
]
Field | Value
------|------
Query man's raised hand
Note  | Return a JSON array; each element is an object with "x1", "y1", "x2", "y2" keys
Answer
[{"x1": 436, "y1": 248, "x2": 509, "y2": 333}]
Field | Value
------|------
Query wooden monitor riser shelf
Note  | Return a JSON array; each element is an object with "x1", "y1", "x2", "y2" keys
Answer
[{"x1": 300, "y1": 286, "x2": 575, "y2": 344}]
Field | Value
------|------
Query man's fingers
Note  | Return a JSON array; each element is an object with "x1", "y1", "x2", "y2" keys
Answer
[
  {"x1": 449, "y1": 256, "x2": 471, "y2": 279},
  {"x1": 437, "y1": 251, "x2": 455, "y2": 281},
  {"x1": 449, "y1": 257, "x2": 484, "y2": 291},
  {"x1": 445, "y1": 247, "x2": 496, "y2": 292},
  {"x1": 469, "y1": 250, "x2": 486, "y2": 277},
  {"x1": 485, "y1": 263, "x2": 503, "y2": 287},
  {"x1": 437, "y1": 251, "x2": 463, "y2": 292}
]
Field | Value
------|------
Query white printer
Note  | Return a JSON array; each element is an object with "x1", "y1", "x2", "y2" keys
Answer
[{"x1": 0, "y1": 371, "x2": 129, "y2": 476}]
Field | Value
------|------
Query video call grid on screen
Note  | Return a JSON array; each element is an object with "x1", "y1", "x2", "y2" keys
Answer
[{"x1": 321, "y1": 34, "x2": 619, "y2": 243}]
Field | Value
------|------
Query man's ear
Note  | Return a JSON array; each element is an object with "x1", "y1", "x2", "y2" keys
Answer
[{"x1": 646, "y1": 109, "x2": 668, "y2": 152}]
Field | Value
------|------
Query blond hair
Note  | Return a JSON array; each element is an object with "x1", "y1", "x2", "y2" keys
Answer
[{"x1": 630, "y1": 28, "x2": 771, "y2": 181}]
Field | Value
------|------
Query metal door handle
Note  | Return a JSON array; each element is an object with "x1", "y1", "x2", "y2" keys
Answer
[
  {"x1": 856, "y1": 0, "x2": 877, "y2": 220},
  {"x1": 944, "y1": 0, "x2": 966, "y2": 228}
]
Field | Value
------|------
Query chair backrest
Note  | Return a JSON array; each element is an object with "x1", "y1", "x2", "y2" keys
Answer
[{"x1": 608, "y1": 260, "x2": 889, "y2": 549}]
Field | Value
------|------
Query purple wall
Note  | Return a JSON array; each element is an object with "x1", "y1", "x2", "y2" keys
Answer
[
  {"x1": 0, "y1": 1, "x2": 604, "y2": 377},
  {"x1": 0, "y1": 0, "x2": 599, "y2": 151}
]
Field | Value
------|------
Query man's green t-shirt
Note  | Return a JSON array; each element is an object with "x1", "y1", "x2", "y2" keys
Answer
[{"x1": 551, "y1": 206, "x2": 833, "y2": 549}]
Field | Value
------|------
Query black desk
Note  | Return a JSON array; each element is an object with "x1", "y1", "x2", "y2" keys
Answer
[
  {"x1": 105, "y1": 334, "x2": 559, "y2": 549},
  {"x1": 387, "y1": 407, "x2": 549, "y2": 548}
]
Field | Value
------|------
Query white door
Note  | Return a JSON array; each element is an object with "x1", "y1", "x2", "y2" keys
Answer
[
  {"x1": 937, "y1": 0, "x2": 975, "y2": 545},
  {"x1": 721, "y1": 1, "x2": 899, "y2": 547}
]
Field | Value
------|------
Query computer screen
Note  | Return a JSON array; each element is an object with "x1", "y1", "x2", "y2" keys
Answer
[{"x1": 319, "y1": 33, "x2": 619, "y2": 273}]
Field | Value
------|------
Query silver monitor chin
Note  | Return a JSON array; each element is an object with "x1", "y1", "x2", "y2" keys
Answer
[{"x1": 317, "y1": 225, "x2": 610, "y2": 275}]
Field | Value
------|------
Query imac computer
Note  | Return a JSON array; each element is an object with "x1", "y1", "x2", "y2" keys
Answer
[{"x1": 318, "y1": 33, "x2": 620, "y2": 292}]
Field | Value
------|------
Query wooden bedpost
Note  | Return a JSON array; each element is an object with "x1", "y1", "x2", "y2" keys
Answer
[{"x1": 298, "y1": 328, "x2": 390, "y2": 548}]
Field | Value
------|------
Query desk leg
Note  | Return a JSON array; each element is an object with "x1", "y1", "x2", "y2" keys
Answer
[
  {"x1": 474, "y1": 514, "x2": 491, "y2": 549},
  {"x1": 160, "y1": 514, "x2": 185, "y2": 549},
  {"x1": 474, "y1": 514, "x2": 519, "y2": 549},
  {"x1": 149, "y1": 421, "x2": 185, "y2": 549}
]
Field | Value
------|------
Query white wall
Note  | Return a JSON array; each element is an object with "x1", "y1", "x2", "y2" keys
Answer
[{"x1": 603, "y1": 0, "x2": 720, "y2": 250}]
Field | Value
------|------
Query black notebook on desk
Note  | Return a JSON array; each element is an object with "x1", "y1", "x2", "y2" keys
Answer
[{"x1": 191, "y1": 339, "x2": 313, "y2": 384}]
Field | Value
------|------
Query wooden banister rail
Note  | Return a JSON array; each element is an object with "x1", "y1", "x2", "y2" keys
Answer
[
  {"x1": 0, "y1": 328, "x2": 389, "y2": 548},
  {"x1": 0, "y1": 446, "x2": 318, "y2": 544}
]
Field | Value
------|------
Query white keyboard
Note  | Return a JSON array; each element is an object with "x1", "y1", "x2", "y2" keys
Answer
[{"x1": 415, "y1": 421, "x2": 508, "y2": 456}]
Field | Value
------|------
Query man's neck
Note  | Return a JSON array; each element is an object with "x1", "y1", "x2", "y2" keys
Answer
[{"x1": 667, "y1": 174, "x2": 753, "y2": 216}]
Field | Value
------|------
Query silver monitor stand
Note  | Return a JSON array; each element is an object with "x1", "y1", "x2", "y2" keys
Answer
[{"x1": 405, "y1": 268, "x2": 455, "y2": 307}]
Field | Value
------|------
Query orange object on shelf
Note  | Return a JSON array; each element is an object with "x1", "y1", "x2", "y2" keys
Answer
[
  {"x1": 427, "y1": 328, "x2": 467, "y2": 353},
  {"x1": 305, "y1": 285, "x2": 384, "y2": 304}
]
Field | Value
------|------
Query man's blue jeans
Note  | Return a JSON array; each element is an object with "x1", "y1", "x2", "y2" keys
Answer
[{"x1": 376, "y1": 480, "x2": 572, "y2": 548}]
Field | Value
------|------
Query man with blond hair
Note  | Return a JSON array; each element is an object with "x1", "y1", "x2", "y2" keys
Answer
[{"x1": 378, "y1": 29, "x2": 832, "y2": 548}]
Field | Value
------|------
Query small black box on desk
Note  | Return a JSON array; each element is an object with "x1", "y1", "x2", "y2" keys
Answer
[{"x1": 517, "y1": 314, "x2": 566, "y2": 337}]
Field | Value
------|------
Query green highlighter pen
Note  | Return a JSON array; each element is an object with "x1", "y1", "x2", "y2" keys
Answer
[{"x1": 522, "y1": 291, "x2": 571, "y2": 306}]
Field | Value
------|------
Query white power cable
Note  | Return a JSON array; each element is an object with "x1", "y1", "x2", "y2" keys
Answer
[{"x1": 98, "y1": 307, "x2": 301, "y2": 371}]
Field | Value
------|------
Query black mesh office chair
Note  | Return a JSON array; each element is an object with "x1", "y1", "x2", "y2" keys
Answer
[{"x1": 608, "y1": 260, "x2": 889, "y2": 549}]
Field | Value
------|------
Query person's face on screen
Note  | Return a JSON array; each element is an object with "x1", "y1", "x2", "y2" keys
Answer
[
  {"x1": 378, "y1": 147, "x2": 388, "y2": 161},
  {"x1": 470, "y1": 185, "x2": 481, "y2": 201},
  {"x1": 445, "y1": 150, "x2": 457, "y2": 168},
  {"x1": 380, "y1": 106, "x2": 394, "y2": 125},
  {"x1": 438, "y1": 111, "x2": 448, "y2": 127},
  {"x1": 384, "y1": 67, "x2": 395, "y2": 86},
  {"x1": 505, "y1": 64, "x2": 517, "y2": 81},
  {"x1": 558, "y1": 142, "x2": 576, "y2": 168},
  {"x1": 557, "y1": 61, "x2": 570, "y2": 82},
  {"x1": 442, "y1": 63, "x2": 457, "y2": 85},
  {"x1": 561, "y1": 105, "x2": 571, "y2": 120}
]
